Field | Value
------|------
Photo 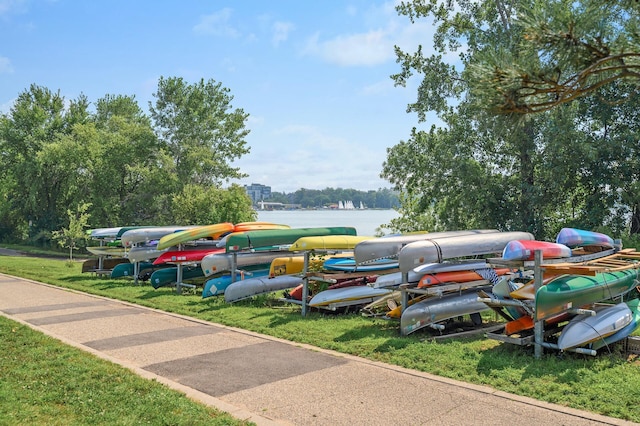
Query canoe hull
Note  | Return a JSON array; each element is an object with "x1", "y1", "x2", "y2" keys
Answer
[
  {"x1": 557, "y1": 302, "x2": 633, "y2": 350},
  {"x1": 224, "y1": 275, "x2": 304, "y2": 303},
  {"x1": 400, "y1": 286, "x2": 492, "y2": 335},
  {"x1": 556, "y1": 228, "x2": 614, "y2": 248},
  {"x1": 202, "y1": 268, "x2": 270, "y2": 298},
  {"x1": 309, "y1": 286, "x2": 392, "y2": 307},
  {"x1": 225, "y1": 227, "x2": 357, "y2": 252},
  {"x1": 501, "y1": 240, "x2": 571, "y2": 261},
  {"x1": 398, "y1": 231, "x2": 534, "y2": 273},
  {"x1": 535, "y1": 270, "x2": 639, "y2": 321},
  {"x1": 354, "y1": 230, "x2": 500, "y2": 265}
]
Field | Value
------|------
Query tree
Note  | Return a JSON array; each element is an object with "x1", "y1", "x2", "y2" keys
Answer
[
  {"x1": 170, "y1": 184, "x2": 256, "y2": 225},
  {"x1": 469, "y1": 0, "x2": 640, "y2": 114},
  {"x1": 0, "y1": 85, "x2": 91, "y2": 238},
  {"x1": 149, "y1": 77, "x2": 251, "y2": 189},
  {"x1": 51, "y1": 202, "x2": 92, "y2": 261}
]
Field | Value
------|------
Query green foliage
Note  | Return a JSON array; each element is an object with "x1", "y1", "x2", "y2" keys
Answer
[
  {"x1": 388, "y1": 1, "x2": 640, "y2": 239},
  {"x1": 51, "y1": 202, "x2": 92, "y2": 261},
  {"x1": 170, "y1": 183, "x2": 257, "y2": 225},
  {"x1": 149, "y1": 76, "x2": 250, "y2": 188},
  {"x1": 0, "y1": 78, "x2": 256, "y2": 243}
]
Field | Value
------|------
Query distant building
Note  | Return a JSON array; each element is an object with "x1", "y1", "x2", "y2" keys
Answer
[{"x1": 244, "y1": 183, "x2": 271, "y2": 205}]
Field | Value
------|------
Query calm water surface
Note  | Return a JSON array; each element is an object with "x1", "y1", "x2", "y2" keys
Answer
[{"x1": 256, "y1": 209, "x2": 399, "y2": 236}]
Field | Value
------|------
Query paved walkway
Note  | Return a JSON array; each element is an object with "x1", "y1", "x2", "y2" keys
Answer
[{"x1": 0, "y1": 273, "x2": 637, "y2": 426}]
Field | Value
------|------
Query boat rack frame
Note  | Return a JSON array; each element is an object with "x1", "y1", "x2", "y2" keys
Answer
[{"x1": 484, "y1": 248, "x2": 640, "y2": 358}]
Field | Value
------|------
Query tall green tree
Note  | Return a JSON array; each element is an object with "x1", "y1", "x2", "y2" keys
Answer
[
  {"x1": 385, "y1": 0, "x2": 562, "y2": 237},
  {"x1": 149, "y1": 77, "x2": 251, "y2": 189},
  {"x1": 170, "y1": 184, "x2": 256, "y2": 225},
  {"x1": 0, "y1": 85, "x2": 91, "y2": 238}
]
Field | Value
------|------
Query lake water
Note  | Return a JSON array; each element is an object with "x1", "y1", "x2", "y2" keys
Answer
[{"x1": 256, "y1": 209, "x2": 400, "y2": 236}]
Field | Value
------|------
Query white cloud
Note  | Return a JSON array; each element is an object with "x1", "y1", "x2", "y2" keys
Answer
[
  {"x1": 303, "y1": 29, "x2": 394, "y2": 67},
  {"x1": 193, "y1": 8, "x2": 240, "y2": 38},
  {"x1": 272, "y1": 21, "x2": 294, "y2": 47},
  {"x1": 233, "y1": 123, "x2": 390, "y2": 192},
  {"x1": 0, "y1": 56, "x2": 13, "y2": 73}
]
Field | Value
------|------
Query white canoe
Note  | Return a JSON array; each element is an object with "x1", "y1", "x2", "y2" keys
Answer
[
  {"x1": 413, "y1": 260, "x2": 489, "y2": 274},
  {"x1": 400, "y1": 286, "x2": 493, "y2": 335},
  {"x1": 369, "y1": 270, "x2": 423, "y2": 289},
  {"x1": 127, "y1": 245, "x2": 168, "y2": 263},
  {"x1": 121, "y1": 226, "x2": 200, "y2": 247},
  {"x1": 89, "y1": 227, "x2": 122, "y2": 239},
  {"x1": 309, "y1": 286, "x2": 392, "y2": 307},
  {"x1": 353, "y1": 230, "x2": 499, "y2": 265},
  {"x1": 201, "y1": 251, "x2": 298, "y2": 276},
  {"x1": 398, "y1": 231, "x2": 534, "y2": 273},
  {"x1": 557, "y1": 302, "x2": 633, "y2": 350},
  {"x1": 224, "y1": 275, "x2": 304, "y2": 303}
]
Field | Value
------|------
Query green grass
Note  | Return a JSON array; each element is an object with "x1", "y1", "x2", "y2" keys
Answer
[
  {"x1": 0, "y1": 315, "x2": 251, "y2": 426},
  {"x1": 1, "y1": 255, "x2": 640, "y2": 423}
]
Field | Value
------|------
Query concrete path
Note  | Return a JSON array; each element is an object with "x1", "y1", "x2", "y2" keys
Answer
[{"x1": 0, "y1": 273, "x2": 636, "y2": 426}]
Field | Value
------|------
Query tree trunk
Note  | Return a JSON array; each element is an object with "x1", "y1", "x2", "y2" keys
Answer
[{"x1": 631, "y1": 203, "x2": 640, "y2": 235}]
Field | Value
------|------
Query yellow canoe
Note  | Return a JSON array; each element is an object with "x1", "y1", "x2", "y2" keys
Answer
[
  {"x1": 157, "y1": 222, "x2": 234, "y2": 250},
  {"x1": 289, "y1": 235, "x2": 374, "y2": 251}
]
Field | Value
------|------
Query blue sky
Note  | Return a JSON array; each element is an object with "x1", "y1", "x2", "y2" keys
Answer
[{"x1": 0, "y1": 0, "x2": 437, "y2": 193}]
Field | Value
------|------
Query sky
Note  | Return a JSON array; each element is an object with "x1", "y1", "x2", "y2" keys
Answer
[{"x1": 0, "y1": 0, "x2": 439, "y2": 193}]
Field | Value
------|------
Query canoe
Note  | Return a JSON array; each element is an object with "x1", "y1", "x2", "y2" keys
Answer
[
  {"x1": 400, "y1": 286, "x2": 493, "y2": 335},
  {"x1": 269, "y1": 256, "x2": 314, "y2": 276},
  {"x1": 413, "y1": 260, "x2": 489, "y2": 274},
  {"x1": 201, "y1": 268, "x2": 270, "y2": 298},
  {"x1": 120, "y1": 226, "x2": 200, "y2": 247},
  {"x1": 556, "y1": 228, "x2": 614, "y2": 249},
  {"x1": 225, "y1": 227, "x2": 357, "y2": 252},
  {"x1": 353, "y1": 229, "x2": 500, "y2": 265},
  {"x1": 89, "y1": 227, "x2": 122, "y2": 239},
  {"x1": 81, "y1": 257, "x2": 129, "y2": 273},
  {"x1": 535, "y1": 269, "x2": 640, "y2": 321},
  {"x1": 417, "y1": 268, "x2": 514, "y2": 288},
  {"x1": 224, "y1": 275, "x2": 304, "y2": 303},
  {"x1": 152, "y1": 247, "x2": 225, "y2": 265},
  {"x1": 86, "y1": 246, "x2": 127, "y2": 257},
  {"x1": 127, "y1": 245, "x2": 168, "y2": 263},
  {"x1": 557, "y1": 302, "x2": 633, "y2": 350},
  {"x1": 110, "y1": 261, "x2": 154, "y2": 278},
  {"x1": 592, "y1": 299, "x2": 640, "y2": 350},
  {"x1": 157, "y1": 223, "x2": 234, "y2": 250},
  {"x1": 232, "y1": 221, "x2": 291, "y2": 232},
  {"x1": 201, "y1": 251, "x2": 297, "y2": 276},
  {"x1": 398, "y1": 231, "x2": 534, "y2": 273},
  {"x1": 370, "y1": 270, "x2": 424, "y2": 289},
  {"x1": 288, "y1": 235, "x2": 373, "y2": 251},
  {"x1": 322, "y1": 257, "x2": 398, "y2": 272},
  {"x1": 308, "y1": 286, "x2": 392, "y2": 307},
  {"x1": 501, "y1": 240, "x2": 571, "y2": 261},
  {"x1": 150, "y1": 265, "x2": 204, "y2": 289}
]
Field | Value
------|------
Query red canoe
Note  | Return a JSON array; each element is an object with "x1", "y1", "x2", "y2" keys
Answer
[
  {"x1": 153, "y1": 247, "x2": 225, "y2": 265},
  {"x1": 417, "y1": 268, "x2": 514, "y2": 288}
]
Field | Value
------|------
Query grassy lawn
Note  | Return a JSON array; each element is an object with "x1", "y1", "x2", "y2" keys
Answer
[{"x1": 1, "y1": 254, "x2": 639, "y2": 423}]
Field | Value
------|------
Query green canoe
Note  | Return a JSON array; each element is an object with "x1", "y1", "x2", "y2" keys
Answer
[
  {"x1": 150, "y1": 265, "x2": 204, "y2": 289},
  {"x1": 535, "y1": 269, "x2": 639, "y2": 321},
  {"x1": 225, "y1": 227, "x2": 357, "y2": 252}
]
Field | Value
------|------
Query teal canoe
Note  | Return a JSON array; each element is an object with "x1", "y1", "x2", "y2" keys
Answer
[
  {"x1": 535, "y1": 269, "x2": 639, "y2": 321},
  {"x1": 150, "y1": 265, "x2": 204, "y2": 289},
  {"x1": 110, "y1": 262, "x2": 154, "y2": 279},
  {"x1": 202, "y1": 267, "x2": 270, "y2": 298},
  {"x1": 225, "y1": 227, "x2": 357, "y2": 252}
]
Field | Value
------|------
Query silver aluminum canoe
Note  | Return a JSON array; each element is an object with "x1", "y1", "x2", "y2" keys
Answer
[
  {"x1": 354, "y1": 230, "x2": 499, "y2": 265},
  {"x1": 398, "y1": 231, "x2": 534, "y2": 273}
]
